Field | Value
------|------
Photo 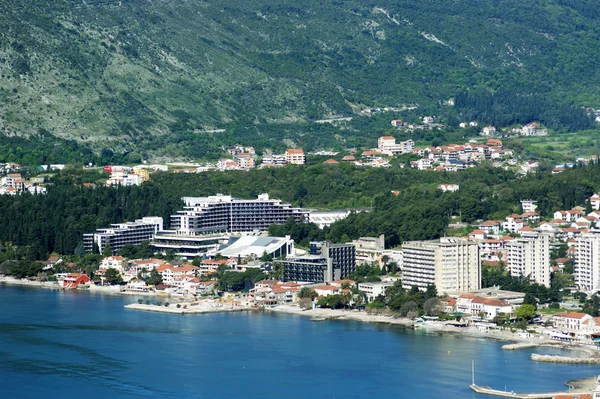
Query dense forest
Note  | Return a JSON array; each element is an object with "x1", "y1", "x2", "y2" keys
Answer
[{"x1": 1, "y1": 160, "x2": 600, "y2": 259}]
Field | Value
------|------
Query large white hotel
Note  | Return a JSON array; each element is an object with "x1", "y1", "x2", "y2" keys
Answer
[{"x1": 170, "y1": 193, "x2": 309, "y2": 235}]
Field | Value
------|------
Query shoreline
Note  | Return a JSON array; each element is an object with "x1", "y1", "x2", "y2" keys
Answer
[{"x1": 2, "y1": 279, "x2": 598, "y2": 395}]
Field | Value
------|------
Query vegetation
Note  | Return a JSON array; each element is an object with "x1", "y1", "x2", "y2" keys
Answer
[{"x1": 0, "y1": 1, "x2": 600, "y2": 159}]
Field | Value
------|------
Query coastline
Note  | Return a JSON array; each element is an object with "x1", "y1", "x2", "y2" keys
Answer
[{"x1": 2, "y1": 278, "x2": 598, "y2": 394}]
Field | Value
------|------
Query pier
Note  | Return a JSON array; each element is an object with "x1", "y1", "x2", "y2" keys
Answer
[{"x1": 469, "y1": 384, "x2": 586, "y2": 399}]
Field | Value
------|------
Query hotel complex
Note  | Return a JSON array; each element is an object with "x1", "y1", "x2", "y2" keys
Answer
[
  {"x1": 401, "y1": 238, "x2": 480, "y2": 292},
  {"x1": 83, "y1": 217, "x2": 164, "y2": 254},
  {"x1": 170, "y1": 193, "x2": 309, "y2": 235}
]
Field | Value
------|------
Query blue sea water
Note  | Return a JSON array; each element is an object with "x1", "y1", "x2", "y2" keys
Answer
[{"x1": 1, "y1": 285, "x2": 599, "y2": 399}]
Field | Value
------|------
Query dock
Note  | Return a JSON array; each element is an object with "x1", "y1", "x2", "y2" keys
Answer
[{"x1": 470, "y1": 384, "x2": 586, "y2": 399}]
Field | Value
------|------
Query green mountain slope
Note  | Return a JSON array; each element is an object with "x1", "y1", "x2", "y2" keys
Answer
[{"x1": 1, "y1": 0, "x2": 599, "y2": 153}]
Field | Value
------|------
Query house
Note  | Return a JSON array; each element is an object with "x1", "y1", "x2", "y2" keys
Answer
[
  {"x1": 60, "y1": 273, "x2": 90, "y2": 288},
  {"x1": 439, "y1": 297, "x2": 457, "y2": 313},
  {"x1": 342, "y1": 155, "x2": 356, "y2": 162},
  {"x1": 591, "y1": 194, "x2": 600, "y2": 210},
  {"x1": 217, "y1": 158, "x2": 239, "y2": 171},
  {"x1": 390, "y1": 119, "x2": 403, "y2": 127},
  {"x1": 378, "y1": 136, "x2": 396, "y2": 152},
  {"x1": 236, "y1": 153, "x2": 255, "y2": 170},
  {"x1": 285, "y1": 148, "x2": 305, "y2": 165},
  {"x1": 469, "y1": 230, "x2": 486, "y2": 240},
  {"x1": 323, "y1": 159, "x2": 339, "y2": 165},
  {"x1": 551, "y1": 312, "x2": 593, "y2": 331},
  {"x1": 422, "y1": 116, "x2": 434, "y2": 124},
  {"x1": 482, "y1": 126, "x2": 496, "y2": 136},
  {"x1": 486, "y1": 138, "x2": 502, "y2": 147},
  {"x1": 502, "y1": 215, "x2": 524, "y2": 233},
  {"x1": 470, "y1": 297, "x2": 513, "y2": 320},
  {"x1": 521, "y1": 122, "x2": 545, "y2": 136},
  {"x1": 437, "y1": 184, "x2": 459, "y2": 192},
  {"x1": 99, "y1": 256, "x2": 127, "y2": 273},
  {"x1": 357, "y1": 282, "x2": 393, "y2": 301},
  {"x1": 313, "y1": 285, "x2": 341, "y2": 297},
  {"x1": 478, "y1": 220, "x2": 501, "y2": 235}
]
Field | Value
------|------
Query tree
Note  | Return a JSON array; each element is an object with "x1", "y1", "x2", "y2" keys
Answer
[
  {"x1": 104, "y1": 268, "x2": 123, "y2": 285},
  {"x1": 425, "y1": 284, "x2": 438, "y2": 299},
  {"x1": 423, "y1": 298, "x2": 441, "y2": 316},
  {"x1": 399, "y1": 301, "x2": 417, "y2": 317},
  {"x1": 522, "y1": 292, "x2": 538, "y2": 308},
  {"x1": 515, "y1": 304, "x2": 536, "y2": 321},
  {"x1": 146, "y1": 268, "x2": 163, "y2": 286},
  {"x1": 102, "y1": 243, "x2": 113, "y2": 257},
  {"x1": 298, "y1": 287, "x2": 318, "y2": 300}
]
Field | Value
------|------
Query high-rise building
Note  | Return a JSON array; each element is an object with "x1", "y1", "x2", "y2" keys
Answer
[
  {"x1": 505, "y1": 232, "x2": 550, "y2": 287},
  {"x1": 282, "y1": 241, "x2": 356, "y2": 283},
  {"x1": 401, "y1": 238, "x2": 480, "y2": 292},
  {"x1": 575, "y1": 231, "x2": 600, "y2": 291},
  {"x1": 83, "y1": 217, "x2": 163, "y2": 254},
  {"x1": 171, "y1": 193, "x2": 309, "y2": 235}
]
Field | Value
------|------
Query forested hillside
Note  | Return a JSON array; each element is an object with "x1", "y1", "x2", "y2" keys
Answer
[
  {"x1": 1, "y1": 0, "x2": 600, "y2": 158},
  {"x1": 2, "y1": 161, "x2": 600, "y2": 258}
]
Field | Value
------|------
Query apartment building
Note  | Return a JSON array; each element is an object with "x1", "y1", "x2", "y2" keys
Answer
[
  {"x1": 575, "y1": 231, "x2": 600, "y2": 291},
  {"x1": 284, "y1": 148, "x2": 305, "y2": 165},
  {"x1": 282, "y1": 241, "x2": 356, "y2": 283},
  {"x1": 170, "y1": 193, "x2": 309, "y2": 235},
  {"x1": 83, "y1": 217, "x2": 164, "y2": 254},
  {"x1": 400, "y1": 238, "x2": 480, "y2": 292},
  {"x1": 505, "y1": 233, "x2": 550, "y2": 287}
]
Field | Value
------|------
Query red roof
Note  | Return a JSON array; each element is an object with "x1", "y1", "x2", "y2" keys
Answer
[{"x1": 285, "y1": 148, "x2": 304, "y2": 154}]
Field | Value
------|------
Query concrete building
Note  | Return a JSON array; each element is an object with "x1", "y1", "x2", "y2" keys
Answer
[
  {"x1": 170, "y1": 193, "x2": 309, "y2": 235},
  {"x1": 152, "y1": 232, "x2": 230, "y2": 259},
  {"x1": 505, "y1": 233, "x2": 550, "y2": 287},
  {"x1": 400, "y1": 238, "x2": 480, "y2": 292},
  {"x1": 575, "y1": 231, "x2": 600, "y2": 291},
  {"x1": 207, "y1": 235, "x2": 294, "y2": 259},
  {"x1": 352, "y1": 234, "x2": 386, "y2": 265},
  {"x1": 83, "y1": 217, "x2": 163, "y2": 254},
  {"x1": 307, "y1": 210, "x2": 351, "y2": 229},
  {"x1": 282, "y1": 241, "x2": 356, "y2": 283}
]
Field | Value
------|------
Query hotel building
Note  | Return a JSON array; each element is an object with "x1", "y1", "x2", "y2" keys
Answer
[
  {"x1": 401, "y1": 238, "x2": 480, "y2": 291},
  {"x1": 170, "y1": 193, "x2": 308, "y2": 235},
  {"x1": 282, "y1": 241, "x2": 356, "y2": 283},
  {"x1": 83, "y1": 217, "x2": 163, "y2": 254}
]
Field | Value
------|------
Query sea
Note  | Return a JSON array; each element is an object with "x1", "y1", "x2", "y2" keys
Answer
[{"x1": 1, "y1": 284, "x2": 599, "y2": 399}]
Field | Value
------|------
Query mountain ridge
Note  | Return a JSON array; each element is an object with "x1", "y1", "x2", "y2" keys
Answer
[{"x1": 0, "y1": 0, "x2": 599, "y2": 154}]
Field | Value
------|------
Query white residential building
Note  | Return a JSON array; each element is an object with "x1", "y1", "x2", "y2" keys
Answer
[
  {"x1": 400, "y1": 238, "x2": 480, "y2": 292},
  {"x1": 438, "y1": 184, "x2": 460, "y2": 192},
  {"x1": 575, "y1": 232, "x2": 600, "y2": 291},
  {"x1": 521, "y1": 200, "x2": 538, "y2": 214},
  {"x1": 285, "y1": 149, "x2": 305, "y2": 165},
  {"x1": 358, "y1": 282, "x2": 394, "y2": 302},
  {"x1": 505, "y1": 233, "x2": 550, "y2": 287},
  {"x1": 591, "y1": 194, "x2": 600, "y2": 210}
]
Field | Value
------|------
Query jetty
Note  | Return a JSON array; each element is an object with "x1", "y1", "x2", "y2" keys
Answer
[{"x1": 469, "y1": 384, "x2": 586, "y2": 399}]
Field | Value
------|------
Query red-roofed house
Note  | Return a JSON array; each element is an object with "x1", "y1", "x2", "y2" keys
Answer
[
  {"x1": 285, "y1": 148, "x2": 305, "y2": 165},
  {"x1": 60, "y1": 273, "x2": 90, "y2": 288},
  {"x1": 551, "y1": 312, "x2": 593, "y2": 331},
  {"x1": 479, "y1": 220, "x2": 501, "y2": 235}
]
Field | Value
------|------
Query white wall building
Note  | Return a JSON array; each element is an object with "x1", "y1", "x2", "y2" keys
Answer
[
  {"x1": 400, "y1": 238, "x2": 480, "y2": 292},
  {"x1": 505, "y1": 233, "x2": 550, "y2": 287},
  {"x1": 575, "y1": 231, "x2": 600, "y2": 291},
  {"x1": 358, "y1": 282, "x2": 394, "y2": 302}
]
